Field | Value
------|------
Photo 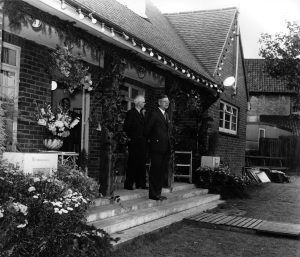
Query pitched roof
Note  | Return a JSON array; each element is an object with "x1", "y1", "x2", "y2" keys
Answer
[
  {"x1": 165, "y1": 8, "x2": 237, "y2": 77},
  {"x1": 76, "y1": 0, "x2": 213, "y2": 80},
  {"x1": 260, "y1": 115, "x2": 300, "y2": 136},
  {"x1": 245, "y1": 59, "x2": 296, "y2": 94}
]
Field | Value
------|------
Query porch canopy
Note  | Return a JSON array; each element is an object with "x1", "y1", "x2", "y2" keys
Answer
[{"x1": 22, "y1": 0, "x2": 223, "y2": 93}]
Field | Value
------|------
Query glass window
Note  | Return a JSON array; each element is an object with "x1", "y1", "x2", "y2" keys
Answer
[
  {"x1": 219, "y1": 101, "x2": 238, "y2": 135},
  {"x1": 121, "y1": 83, "x2": 145, "y2": 110},
  {"x1": 2, "y1": 47, "x2": 17, "y2": 66},
  {"x1": 0, "y1": 43, "x2": 20, "y2": 150}
]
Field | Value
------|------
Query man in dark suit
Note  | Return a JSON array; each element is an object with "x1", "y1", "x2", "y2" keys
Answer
[
  {"x1": 145, "y1": 94, "x2": 171, "y2": 200},
  {"x1": 123, "y1": 95, "x2": 147, "y2": 190}
]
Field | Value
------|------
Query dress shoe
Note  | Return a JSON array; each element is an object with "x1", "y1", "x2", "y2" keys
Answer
[
  {"x1": 149, "y1": 196, "x2": 161, "y2": 201},
  {"x1": 160, "y1": 196, "x2": 167, "y2": 200}
]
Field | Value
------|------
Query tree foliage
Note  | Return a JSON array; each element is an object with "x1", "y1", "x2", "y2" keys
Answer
[{"x1": 259, "y1": 21, "x2": 300, "y2": 90}]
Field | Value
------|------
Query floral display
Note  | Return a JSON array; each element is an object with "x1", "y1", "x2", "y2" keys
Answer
[
  {"x1": 48, "y1": 46, "x2": 93, "y2": 94},
  {"x1": 0, "y1": 162, "x2": 114, "y2": 257},
  {"x1": 36, "y1": 104, "x2": 80, "y2": 139}
]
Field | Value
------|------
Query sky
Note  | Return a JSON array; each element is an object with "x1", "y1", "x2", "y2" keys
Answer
[{"x1": 151, "y1": 0, "x2": 300, "y2": 58}]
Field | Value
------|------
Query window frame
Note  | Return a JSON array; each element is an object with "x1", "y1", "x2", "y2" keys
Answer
[
  {"x1": 120, "y1": 82, "x2": 145, "y2": 110},
  {"x1": 1, "y1": 42, "x2": 21, "y2": 148},
  {"x1": 219, "y1": 101, "x2": 239, "y2": 135}
]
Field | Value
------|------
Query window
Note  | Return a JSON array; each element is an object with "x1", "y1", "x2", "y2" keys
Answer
[
  {"x1": 119, "y1": 83, "x2": 145, "y2": 110},
  {"x1": 0, "y1": 43, "x2": 21, "y2": 149},
  {"x1": 219, "y1": 101, "x2": 238, "y2": 135},
  {"x1": 258, "y1": 128, "x2": 265, "y2": 139}
]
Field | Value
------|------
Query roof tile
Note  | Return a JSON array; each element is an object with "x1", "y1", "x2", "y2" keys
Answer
[
  {"x1": 76, "y1": 0, "x2": 212, "y2": 79},
  {"x1": 165, "y1": 8, "x2": 237, "y2": 76},
  {"x1": 245, "y1": 59, "x2": 296, "y2": 93}
]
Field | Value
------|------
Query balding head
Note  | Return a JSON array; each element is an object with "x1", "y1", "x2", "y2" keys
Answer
[{"x1": 134, "y1": 95, "x2": 145, "y2": 111}]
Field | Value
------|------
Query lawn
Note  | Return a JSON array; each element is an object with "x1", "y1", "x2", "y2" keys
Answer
[{"x1": 110, "y1": 222, "x2": 300, "y2": 257}]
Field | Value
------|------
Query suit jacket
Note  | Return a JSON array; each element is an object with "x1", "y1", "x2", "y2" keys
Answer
[
  {"x1": 123, "y1": 108, "x2": 146, "y2": 142},
  {"x1": 145, "y1": 108, "x2": 170, "y2": 154}
]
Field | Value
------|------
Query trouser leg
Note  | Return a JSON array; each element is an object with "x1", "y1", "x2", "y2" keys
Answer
[{"x1": 149, "y1": 152, "x2": 168, "y2": 197}]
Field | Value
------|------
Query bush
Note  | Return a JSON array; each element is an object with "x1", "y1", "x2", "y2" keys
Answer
[
  {"x1": 0, "y1": 161, "x2": 114, "y2": 257},
  {"x1": 57, "y1": 164, "x2": 100, "y2": 199},
  {"x1": 195, "y1": 165, "x2": 252, "y2": 199}
]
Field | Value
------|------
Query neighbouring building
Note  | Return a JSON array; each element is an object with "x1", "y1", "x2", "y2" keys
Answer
[
  {"x1": 0, "y1": 0, "x2": 248, "y2": 192},
  {"x1": 245, "y1": 59, "x2": 300, "y2": 153}
]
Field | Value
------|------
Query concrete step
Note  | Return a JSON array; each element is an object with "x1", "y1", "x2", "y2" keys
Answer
[
  {"x1": 88, "y1": 193, "x2": 221, "y2": 234},
  {"x1": 111, "y1": 199, "x2": 225, "y2": 248},
  {"x1": 87, "y1": 188, "x2": 208, "y2": 222},
  {"x1": 92, "y1": 183, "x2": 196, "y2": 207}
]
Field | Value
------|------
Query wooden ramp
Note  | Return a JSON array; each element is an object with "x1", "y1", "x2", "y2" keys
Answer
[{"x1": 185, "y1": 213, "x2": 300, "y2": 239}]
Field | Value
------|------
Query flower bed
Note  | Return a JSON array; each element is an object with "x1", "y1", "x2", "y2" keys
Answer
[
  {"x1": 0, "y1": 162, "x2": 114, "y2": 257},
  {"x1": 195, "y1": 165, "x2": 253, "y2": 199}
]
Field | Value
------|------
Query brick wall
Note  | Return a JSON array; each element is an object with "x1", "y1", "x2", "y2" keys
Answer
[
  {"x1": 4, "y1": 32, "x2": 52, "y2": 152},
  {"x1": 208, "y1": 41, "x2": 248, "y2": 174}
]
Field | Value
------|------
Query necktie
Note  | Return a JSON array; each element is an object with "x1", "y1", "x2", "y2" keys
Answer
[{"x1": 164, "y1": 112, "x2": 168, "y2": 120}]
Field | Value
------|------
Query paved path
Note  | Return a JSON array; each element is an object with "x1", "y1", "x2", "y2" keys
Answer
[{"x1": 211, "y1": 176, "x2": 300, "y2": 224}]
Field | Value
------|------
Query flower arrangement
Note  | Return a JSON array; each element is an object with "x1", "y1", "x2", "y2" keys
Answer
[
  {"x1": 36, "y1": 104, "x2": 80, "y2": 139},
  {"x1": 0, "y1": 162, "x2": 114, "y2": 257},
  {"x1": 48, "y1": 46, "x2": 93, "y2": 94}
]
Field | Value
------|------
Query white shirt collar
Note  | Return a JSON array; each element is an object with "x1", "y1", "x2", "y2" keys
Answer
[{"x1": 158, "y1": 107, "x2": 165, "y2": 115}]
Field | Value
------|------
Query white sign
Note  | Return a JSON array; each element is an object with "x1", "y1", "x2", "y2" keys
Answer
[{"x1": 3, "y1": 152, "x2": 58, "y2": 175}]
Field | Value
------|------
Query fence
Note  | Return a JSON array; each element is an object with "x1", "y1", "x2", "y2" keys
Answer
[{"x1": 259, "y1": 136, "x2": 300, "y2": 170}]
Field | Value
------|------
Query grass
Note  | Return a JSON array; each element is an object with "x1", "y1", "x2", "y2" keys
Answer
[
  {"x1": 109, "y1": 176, "x2": 300, "y2": 257},
  {"x1": 110, "y1": 222, "x2": 300, "y2": 257}
]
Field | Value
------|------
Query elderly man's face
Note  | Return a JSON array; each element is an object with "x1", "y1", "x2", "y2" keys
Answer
[
  {"x1": 136, "y1": 97, "x2": 146, "y2": 109},
  {"x1": 158, "y1": 97, "x2": 170, "y2": 110}
]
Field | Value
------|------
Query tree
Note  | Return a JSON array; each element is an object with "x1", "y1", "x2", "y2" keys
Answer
[{"x1": 259, "y1": 21, "x2": 300, "y2": 90}]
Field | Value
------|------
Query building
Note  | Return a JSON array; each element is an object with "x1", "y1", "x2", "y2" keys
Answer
[
  {"x1": 0, "y1": 0, "x2": 248, "y2": 192},
  {"x1": 245, "y1": 59, "x2": 300, "y2": 153}
]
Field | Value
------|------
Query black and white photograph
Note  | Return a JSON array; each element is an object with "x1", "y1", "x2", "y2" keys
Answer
[{"x1": 0, "y1": 0, "x2": 299, "y2": 256}]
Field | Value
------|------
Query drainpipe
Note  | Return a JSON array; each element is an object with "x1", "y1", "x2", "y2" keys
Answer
[{"x1": 234, "y1": 12, "x2": 240, "y2": 95}]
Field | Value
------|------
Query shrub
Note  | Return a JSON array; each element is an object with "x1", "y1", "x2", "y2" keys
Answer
[
  {"x1": 57, "y1": 164, "x2": 100, "y2": 199},
  {"x1": 0, "y1": 161, "x2": 114, "y2": 257},
  {"x1": 195, "y1": 165, "x2": 252, "y2": 199}
]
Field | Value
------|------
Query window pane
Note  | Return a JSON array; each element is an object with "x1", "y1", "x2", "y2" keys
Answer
[
  {"x1": 231, "y1": 123, "x2": 237, "y2": 131},
  {"x1": 0, "y1": 70, "x2": 16, "y2": 98},
  {"x1": 225, "y1": 121, "x2": 230, "y2": 129},
  {"x1": 2, "y1": 47, "x2": 17, "y2": 66},
  {"x1": 119, "y1": 84, "x2": 129, "y2": 97},
  {"x1": 232, "y1": 115, "x2": 237, "y2": 124},
  {"x1": 0, "y1": 70, "x2": 16, "y2": 147},
  {"x1": 131, "y1": 88, "x2": 139, "y2": 99},
  {"x1": 225, "y1": 113, "x2": 230, "y2": 122},
  {"x1": 259, "y1": 129, "x2": 265, "y2": 138},
  {"x1": 219, "y1": 119, "x2": 223, "y2": 128},
  {"x1": 233, "y1": 108, "x2": 237, "y2": 116}
]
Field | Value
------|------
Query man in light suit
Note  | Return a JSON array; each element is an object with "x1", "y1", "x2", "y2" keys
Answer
[
  {"x1": 145, "y1": 94, "x2": 171, "y2": 200},
  {"x1": 123, "y1": 95, "x2": 147, "y2": 190}
]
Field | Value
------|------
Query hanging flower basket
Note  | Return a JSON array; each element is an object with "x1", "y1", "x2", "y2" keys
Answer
[{"x1": 48, "y1": 46, "x2": 93, "y2": 94}]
